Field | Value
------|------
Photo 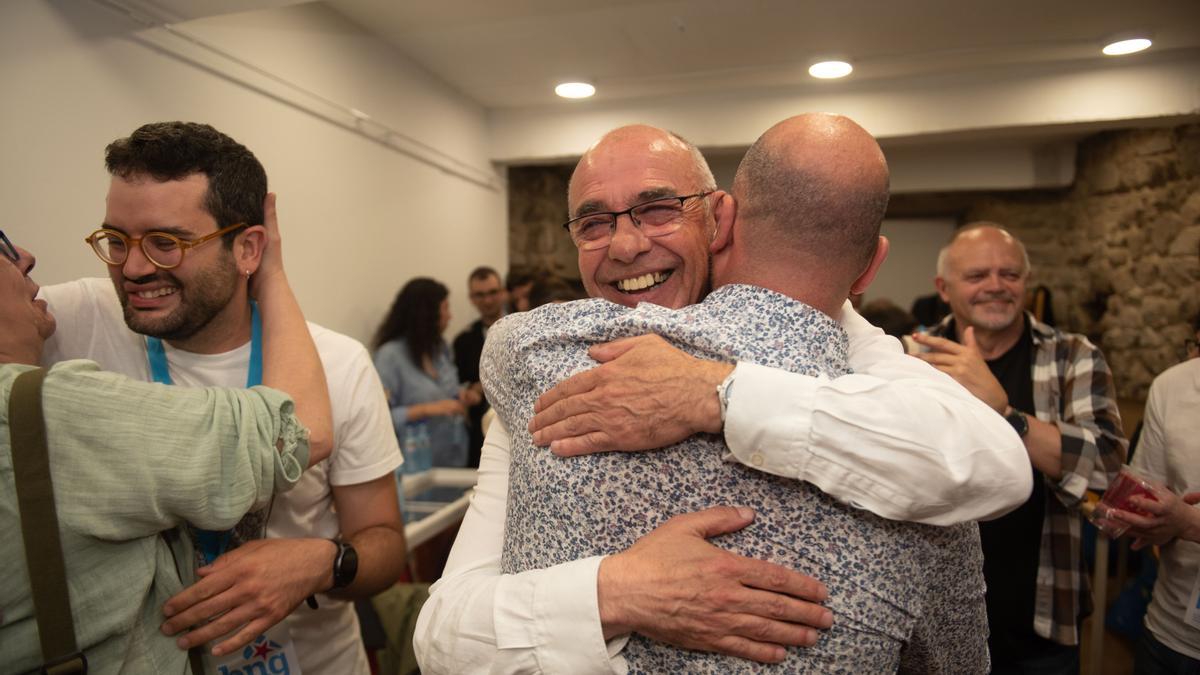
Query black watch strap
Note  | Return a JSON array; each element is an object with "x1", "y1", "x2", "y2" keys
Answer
[
  {"x1": 330, "y1": 539, "x2": 358, "y2": 589},
  {"x1": 1005, "y1": 408, "x2": 1030, "y2": 438}
]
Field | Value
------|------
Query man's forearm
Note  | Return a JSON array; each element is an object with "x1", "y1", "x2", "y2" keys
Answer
[
  {"x1": 329, "y1": 523, "x2": 407, "y2": 599},
  {"x1": 1021, "y1": 415, "x2": 1063, "y2": 479},
  {"x1": 530, "y1": 324, "x2": 1032, "y2": 525},
  {"x1": 724, "y1": 361, "x2": 1031, "y2": 524},
  {"x1": 253, "y1": 194, "x2": 333, "y2": 465},
  {"x1": 283, "y1": 525, "x2": 407, "y2": 604}
]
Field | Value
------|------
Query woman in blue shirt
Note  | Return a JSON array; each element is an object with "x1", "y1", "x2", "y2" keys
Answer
[{"x1": 372, "y1": 278, "x2": 476, "y2": 468}]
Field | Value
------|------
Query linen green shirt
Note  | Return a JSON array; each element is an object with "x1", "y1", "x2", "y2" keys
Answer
[{"x1": 0, "y1": 360, "x2": 309, "y2": 674}]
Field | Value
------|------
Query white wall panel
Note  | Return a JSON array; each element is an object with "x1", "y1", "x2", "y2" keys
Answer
[{"x1": 1, "y1": 0, "x2": 506, "y2": 343}]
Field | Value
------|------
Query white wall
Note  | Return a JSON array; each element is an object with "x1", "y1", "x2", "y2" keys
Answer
[
  {"x1": 0, "y1": 0, "x2": 506, "y2": 343},
  {"x1": 864, "y1": 218, "x2": 958, "y2": 313}
]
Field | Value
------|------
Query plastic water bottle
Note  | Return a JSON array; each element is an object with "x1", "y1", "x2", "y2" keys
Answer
[
  {"x1": 417, "y1": 422, "x2": 434, "y2": 473},
  {"x1": 403, "y1": 421, "x2": 433, "y2": 474}
]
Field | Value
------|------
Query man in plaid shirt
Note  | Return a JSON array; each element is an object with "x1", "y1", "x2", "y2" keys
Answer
[{"x1": 911, "y1": 223, "x2": 1127, "y2": 674}]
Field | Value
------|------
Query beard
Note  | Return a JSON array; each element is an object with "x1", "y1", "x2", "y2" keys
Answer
[
  {"x1": 968, "y1": 292, "x2": 1021, "y2": 331},
  {"x1": 116, "y1": 256, "x2": 240, "y2": 342}
]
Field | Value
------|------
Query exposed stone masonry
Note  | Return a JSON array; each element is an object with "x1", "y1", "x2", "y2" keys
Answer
[
  {"x1": 507, "y1": 164, "x2": 577, "y2": 281},
  {"x1": 965, "y1": 124, "x2": 1200, "y2": 401}
]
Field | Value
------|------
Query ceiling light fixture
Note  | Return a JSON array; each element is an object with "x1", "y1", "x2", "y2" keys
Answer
[
  {"x1": 808, "y1": 60, "x2": 853, "y2": 79},
  {"x1": 1102, "y1": 37, "x2": 1151, "y2": 56},
  {"x1": 555, "y1": 82, "x2": 595, "y2": 99}
]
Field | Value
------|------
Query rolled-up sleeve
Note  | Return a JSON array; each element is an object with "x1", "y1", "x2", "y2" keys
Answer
[
  {"x1": 1049, "y1": 337, "x2": 1126, "y2": 505},
  {"x1": 34, "y1": 360, "x2": 308, "y2": 539}
]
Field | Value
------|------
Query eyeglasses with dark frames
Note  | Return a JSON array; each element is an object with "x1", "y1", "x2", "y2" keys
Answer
[
  {"x1": 562, "y1": 191, "x2": 714, "y2": 251},
  {"x1": 84, "y1": 223, "x2": 248, "y2": 270},
  {"x1": 0, "y1": 230, "x2": 18, "y2": 263}
]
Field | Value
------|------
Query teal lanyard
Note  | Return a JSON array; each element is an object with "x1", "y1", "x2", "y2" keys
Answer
[
  {"x1": 145, "y1": 300, "x2": 263, "y2": 564},
  {"x1": 146, "y1": 300, "x2": 262, "y2": 388}
]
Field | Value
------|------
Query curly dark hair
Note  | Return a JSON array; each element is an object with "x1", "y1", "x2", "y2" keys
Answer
[
  {"x1": 105, "y1": 121, "x2": 267, "y2": 247},
  {"x1": 373, "y1": 278, "x2": 449, "y2": 365}
]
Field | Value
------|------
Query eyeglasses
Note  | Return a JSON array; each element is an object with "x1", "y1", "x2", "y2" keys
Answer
[
  {"x1": 85, "y1": 223, "x2": 247, "y2": 270},
  {"x1": 562, "y1": 191, "x2": 713, "y2": 251},
  {"x1": 0, "y1": 230, "x2": 17, "y2": 263}
]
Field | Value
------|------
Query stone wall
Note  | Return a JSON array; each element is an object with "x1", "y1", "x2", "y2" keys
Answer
[
  {"x1": 508, "y1": 123, "x2": 1200, "y2": 401},
  {"x1": 507, "y1": 164, "x2": 577, "y2": 280},
  {"x1": 965, "y1": 124, "x2": 1200, "y2": 401}
]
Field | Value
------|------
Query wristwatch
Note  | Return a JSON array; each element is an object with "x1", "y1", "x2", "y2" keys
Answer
[
  {"x1": 1004, "y1": 407, "x2": 1030, "y2": 438},
  {"x1": 716, "y1": 368, "x2": 736, "y2": 423},
  {"x1": 330, "y1": 539, "x2": 359, "y2": 589}
]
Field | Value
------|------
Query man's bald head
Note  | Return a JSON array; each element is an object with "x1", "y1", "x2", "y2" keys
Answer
[
  {"x1": 936, "y1": 222, "x2": 1030, "y2": 278},
  {"x1": 732, "y1": 113, "x2": 889, "y2": 279},
  {"x1": 565, "y1": 124, "x2": 720, "y2": 309},
  {"x1": 569, "y1": 125, "x2": 716, "y2": 206}
]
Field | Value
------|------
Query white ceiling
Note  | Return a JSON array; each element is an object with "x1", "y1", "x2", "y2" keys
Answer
[
  {"x1": 137, "y1": 0, "x2": 1200, "y2": 111},
  {"x1": 113, "y1": 0, "x2": 1199, "y2": 177},
  {"x1": 323, "y1": 0, "x2": 1200, "y2": 109}
]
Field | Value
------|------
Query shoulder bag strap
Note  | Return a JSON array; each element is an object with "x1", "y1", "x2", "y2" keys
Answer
[{"x1": 10, "y1": 367, "x2": 87, "y2": 674}]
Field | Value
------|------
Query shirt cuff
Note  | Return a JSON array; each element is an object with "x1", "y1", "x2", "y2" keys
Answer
[
  {"x1": 494, "y1": 555, "x2": 627, "y2": 674},
  {"x1": 723, "y1": 361, "x2": 819, "y2": 479}
]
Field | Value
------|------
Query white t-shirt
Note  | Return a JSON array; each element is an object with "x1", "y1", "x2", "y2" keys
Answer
[
  {"x1": 1131, "y1": 358, "x2": 1200, "y2": 660},
  {"x1": 41, "y1": 277, "x2": 403, "y2": 675}
]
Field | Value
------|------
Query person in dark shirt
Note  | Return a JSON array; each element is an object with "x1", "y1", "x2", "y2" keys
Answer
[
  {"x1": 452, "y1": 266, "x2": 505, "y2": 465},
  {"x1": 911, "y1": 223, "x2": 1127, "y2": 674}
]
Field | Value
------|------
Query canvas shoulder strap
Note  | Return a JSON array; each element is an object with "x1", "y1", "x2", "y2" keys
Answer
[{"x1": 9, "y1": 367, "x2": 87, "y2": 674}]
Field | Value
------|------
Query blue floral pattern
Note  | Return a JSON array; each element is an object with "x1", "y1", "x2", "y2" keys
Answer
[{"x1": 482, "y1": 284, "x2": 988, "y2": 674}]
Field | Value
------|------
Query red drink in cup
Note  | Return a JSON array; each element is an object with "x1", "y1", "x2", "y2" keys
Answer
[{"x1": 1089, "y1": 467, "x2": 1162, "y2": 538}]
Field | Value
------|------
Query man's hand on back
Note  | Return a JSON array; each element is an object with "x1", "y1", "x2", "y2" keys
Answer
[
  {"x1": 598, "y1": 506, "x2": 832, "y2": 663},
  {"x1": 160, "y1": 538, "x2": 335, "y2": 656},
  {"x1": 530, "y1": 334, "x2": 732, "y2": 456}
]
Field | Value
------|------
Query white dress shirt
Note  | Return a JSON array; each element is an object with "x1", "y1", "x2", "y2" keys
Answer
[{"x1": 413, "y1": 302, "x2": 1031, "y2": 674}]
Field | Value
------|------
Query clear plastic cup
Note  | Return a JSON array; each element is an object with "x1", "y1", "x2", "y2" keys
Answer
[{"x1": 1088, "y1": 466, "x2": 1163, "y2": 538}]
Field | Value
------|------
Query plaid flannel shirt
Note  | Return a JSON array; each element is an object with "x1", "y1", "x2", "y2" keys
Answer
[{"x1": 931, "y1": 313, "x2": 1127, "y2": 646}]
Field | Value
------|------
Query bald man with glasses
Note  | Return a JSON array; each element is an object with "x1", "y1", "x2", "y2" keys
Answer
[{"x1": 416, "y1": 118, "x2": 1030, "y2": 673}]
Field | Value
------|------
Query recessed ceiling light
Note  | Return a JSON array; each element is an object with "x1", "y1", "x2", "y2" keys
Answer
[
  {"x1": 555, "y1": 82, "x2": 595, "y2": 99},
  {"x1": 1102, "y1": 38, "x2": 1151, "y2": 56},
  {"x1": 808, "y1": 60, "x2": 853, "y2": 79}
]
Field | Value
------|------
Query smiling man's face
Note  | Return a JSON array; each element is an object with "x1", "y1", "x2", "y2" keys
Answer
[
  {"x1": 936, "y1": 227, "x2": 1028, "y2": 333},
  {"x1": 568, "y1": 127, "x2": 714, "y2": 310},
  {"x1": 102, "y1": 173, "x2": 241, "y2": 346}
]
